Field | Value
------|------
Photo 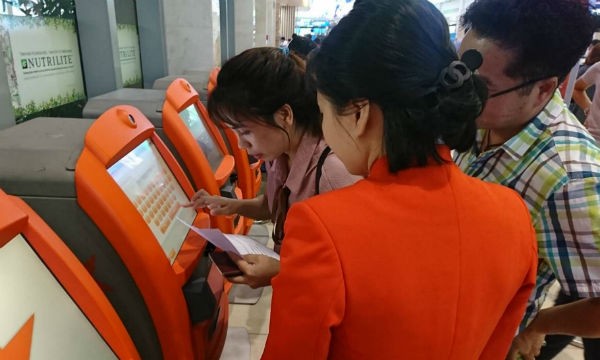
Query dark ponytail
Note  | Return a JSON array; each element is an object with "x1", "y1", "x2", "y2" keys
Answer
[
  {"x1": 437, "y1": 73, "x2": 488, "y2": 152},
  {"x1": 308, "y1": 0, "x2": 487, "y2": 172}
]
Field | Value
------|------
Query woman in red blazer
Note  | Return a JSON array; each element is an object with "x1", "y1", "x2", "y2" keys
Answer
[{"x1": 234, "y1": 0, "x2": 538, "y2": 358}]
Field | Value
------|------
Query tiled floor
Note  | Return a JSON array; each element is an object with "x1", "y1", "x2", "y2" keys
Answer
[
  {"x1": 227, "y1": 286, "x2": 271, "y2": 360},
  {"x1": 220, "y1": 222, "x2": 273, "y2": 360},
  {"x1": 221, "y1": 223, "x2": 584, "y2": 360},
  {"x1": 554, "y1": 348, "x2": 584, "y2": 360}
]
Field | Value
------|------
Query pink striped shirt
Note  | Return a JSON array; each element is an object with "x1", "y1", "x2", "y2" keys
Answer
[{"x1": 266, "y1": 134, "x2": 361, "y2": 213}]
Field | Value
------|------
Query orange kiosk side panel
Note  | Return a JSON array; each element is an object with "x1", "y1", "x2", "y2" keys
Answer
[
  {"x1": 166, "y1": 79, "x2": 230, "y2": 158},
  {"x1": 221, "y1": 127, "x2": 263, "y2": 199},
  {"x1": 75, "y1": 106, "x2": 217, "y2": 359},
  {"x1": 207, "y1": 67, "x2": 219, "y2": 95},
  {"x1": 0, "y1": 190, "x2": 140, "y2": 360},
  {"x1": 163, "y1": 80, "x2": 233, "y2": 190}
]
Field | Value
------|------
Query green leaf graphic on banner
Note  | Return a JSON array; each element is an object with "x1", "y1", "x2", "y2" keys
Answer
[{"x1": 14, "y1": 90, "x2": 85, "y2": 119}]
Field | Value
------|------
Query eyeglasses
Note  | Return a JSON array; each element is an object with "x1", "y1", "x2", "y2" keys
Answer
[
  {"x1": 271, "y1": 186, "x2": 291, "y2": 250},
  {"x1": 488, "y1": 76, "x2": 551, "y2": 99}
]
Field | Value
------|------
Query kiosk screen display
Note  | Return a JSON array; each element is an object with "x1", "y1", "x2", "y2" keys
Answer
[
  {"x1": 108, "y1": 139, "x2": 197, "y2": 264},
  {"x1": 179, "y1": 104, "x2": 224, "y2": 172},
  {"x1": 0, "y1": 234, "x2": 117, "y2": 359}
]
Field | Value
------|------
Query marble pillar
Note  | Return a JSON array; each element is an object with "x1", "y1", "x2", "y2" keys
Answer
[
  {"x1": 234, "y1": 0, "x2": 255, "y2": 54},
  {"x1": 255, "y1": 0, "x2": 268, "y2": 47},
  {"x1": 255, "y1": 0, "x2": 276, "y2": 47},
  {"x1": 162, "y1": 0, "x2": 220, "y2": 74}
]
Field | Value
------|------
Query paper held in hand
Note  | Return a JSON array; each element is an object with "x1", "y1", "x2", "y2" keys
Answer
[{"x1": 176, "y1": 217, "x2": 280, "y2": 260}]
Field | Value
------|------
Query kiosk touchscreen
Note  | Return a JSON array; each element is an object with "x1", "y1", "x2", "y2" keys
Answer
[
  {"x1": 107, "y1": 139, "x2": 195, "y2": 263},
  {"x1": 178, "y1": 104, "x2": 224, "y2": 173},
  {"x1": 162, "y1": 78, "x2": 249, "y2": 234},
  {"x1": 77, "y1": 105, "x2": 229, "y2": 360},
  {"x1": 0, "y1": 190, "x2": 139, "y2": 359}
]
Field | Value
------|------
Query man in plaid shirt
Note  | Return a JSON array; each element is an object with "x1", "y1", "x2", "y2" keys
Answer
[{"x1": 454, "y1": 0, "x2": 600, "y2": 359}]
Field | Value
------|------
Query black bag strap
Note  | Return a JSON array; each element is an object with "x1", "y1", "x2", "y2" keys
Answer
[{"x1": 315, "y1": 146, "x2": 331, "y2": 195}]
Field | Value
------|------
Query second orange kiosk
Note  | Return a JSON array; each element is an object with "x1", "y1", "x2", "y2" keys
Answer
[
  {"x1": 76, "y1": 106, "x2": 229, "y2": 359},
  {"x1": 162, "y1": 78, "x2": 250, "y2": 234},
  {"x1": 0, "y1": 109, "x2": 229, "y2": 360}
]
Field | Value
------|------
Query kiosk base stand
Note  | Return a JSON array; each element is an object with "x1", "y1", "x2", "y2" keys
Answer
[{"x1": 228, "y1": 285, "x2": 265, "y2": 305}]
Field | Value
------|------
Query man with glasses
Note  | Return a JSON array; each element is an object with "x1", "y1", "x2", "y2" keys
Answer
[{"x1": 454, "y1": 0, "x2": 600, "y2": 359}]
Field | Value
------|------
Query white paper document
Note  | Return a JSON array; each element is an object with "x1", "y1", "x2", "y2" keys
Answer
[{"x1": 176, "y1": 217, "x2": 280, "y2": 260}]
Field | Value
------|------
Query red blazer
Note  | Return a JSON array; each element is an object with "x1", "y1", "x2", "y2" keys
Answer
[{"x1": 262, "y1": 147, "x2": 537, "y2": 360}]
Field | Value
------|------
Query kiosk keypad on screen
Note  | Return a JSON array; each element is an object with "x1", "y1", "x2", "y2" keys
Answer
[{"x1": 108, "y1": 139, "x2": 196, "y2": 264}]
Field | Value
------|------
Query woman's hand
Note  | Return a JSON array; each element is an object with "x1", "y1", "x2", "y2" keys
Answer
[
  {"x1": 227, "y1": 253, "x2": 280, "y2": 288},
  {"x1": 183, "y1": 189, "x2": 239, "y2": 216},
  {"x1": 505, "y1": 317, "x2": 546, "y2": 360}
]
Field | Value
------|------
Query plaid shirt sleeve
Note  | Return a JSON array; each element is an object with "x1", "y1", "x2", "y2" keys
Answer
[
  {"x1": 522, "y1": 177, "x2": 600, "y2": 326},
  {"x1": 538, "y1": 177, "x2": 600, "y2": 296}
]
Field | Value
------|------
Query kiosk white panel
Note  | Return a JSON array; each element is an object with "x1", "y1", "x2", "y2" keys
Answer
[{"x1": 0, "y1": 234, "x2": 117, "y2": 359}]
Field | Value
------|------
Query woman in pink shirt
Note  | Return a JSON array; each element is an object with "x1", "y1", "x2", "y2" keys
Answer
[{"x1": 186, "y1": 47, "x2": 359, "y2": 270}]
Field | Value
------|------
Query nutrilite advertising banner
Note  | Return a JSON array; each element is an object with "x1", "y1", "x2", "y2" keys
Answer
[
  {"x1": 117, "y1": 23, "x2": 142, "y2": 87},
  {"x1": 0, "y1": 15, "x2": 85, "y2": 118}
]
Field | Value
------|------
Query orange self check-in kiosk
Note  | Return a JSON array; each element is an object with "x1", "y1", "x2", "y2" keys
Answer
[
  {"x1": 0, "y1": 113, "x2": 228, "y2": 360},
  {"x1": 76, "y1": 105, "x2": 229, "y2": 359},
  {"x1": 0, "y1": 117, "x2": 163, "y2": 359},
  {"x1": 162, "y1": 78, "x2": 249, "y2": 234},
  {"x1": 0, "y1": 189, "x2": 139, "y2": 359}
]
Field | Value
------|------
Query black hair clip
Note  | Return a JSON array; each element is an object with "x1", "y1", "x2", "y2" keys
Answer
[
  {"x1": 438, "y1": 49, "x2": 483, "y2": 90},
  {"x1": 438, "y1": 61, "x2": 470, "y2": 90}
]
